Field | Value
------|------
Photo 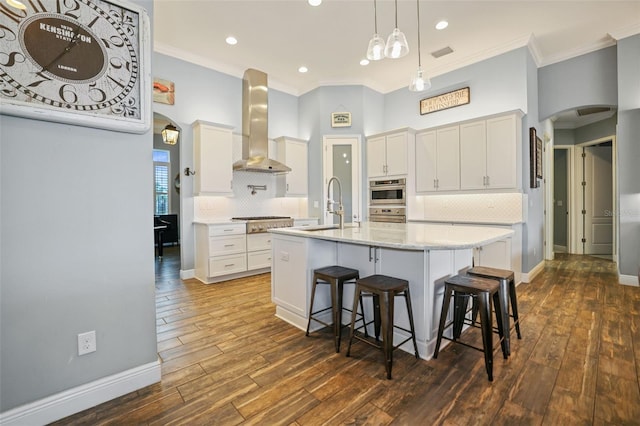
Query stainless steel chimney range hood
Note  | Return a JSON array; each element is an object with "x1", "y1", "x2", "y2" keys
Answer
[{"x1": 232, "y1": 69, "x2": 291, "y2": 174}]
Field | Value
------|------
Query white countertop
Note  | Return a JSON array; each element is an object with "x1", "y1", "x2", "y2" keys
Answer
[{"x1": 270, "y1": 221, "x2": 514, "y2": 250}]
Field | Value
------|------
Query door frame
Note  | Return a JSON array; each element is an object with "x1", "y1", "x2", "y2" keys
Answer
[
  {"x1": 322, "y1": 135, "x2": 362, "y2": 225},
  {"x1": 569, "y1": 136, "x2": 617, "y2": 258}
]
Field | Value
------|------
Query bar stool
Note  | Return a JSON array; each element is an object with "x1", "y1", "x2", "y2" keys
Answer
[
  {"x1": 346, "y1": 274, "x2": 419, "y2": 380},
  {"x1": 467, "y1": 266, "x2": 521, "y2": 356},
  {"x1": 433, "y1": 274, "x2": 507, "y2": 381},
  {"x1": 306, "y1": 266, "x2": 366, "y2": 353}
]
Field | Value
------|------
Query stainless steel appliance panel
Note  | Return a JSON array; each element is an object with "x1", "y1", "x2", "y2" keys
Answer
[
  {"x1": 369, "y1": 178, "x2": 406, "y2": 206},
  {"x1": 369, "y1": 207, "x2": 406, "y2": 223}
]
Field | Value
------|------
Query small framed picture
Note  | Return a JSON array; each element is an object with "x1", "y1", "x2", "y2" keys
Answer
[
  {"x1": 153, "y1": 78, "x2": 175, "y2": 105},
  {"x1": 331, "y1": 112, "x2": 351, "y2": 128},
  {"x1": 536, "y1": 135, "x2": 543, "y2": 179}
]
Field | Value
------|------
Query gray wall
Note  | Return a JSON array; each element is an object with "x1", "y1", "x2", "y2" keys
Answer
[
  {"x1": 0, "y1": 2, "x2": 157, "y2": 412},
  {"x1": 616, "y1": 35, "x2": 640, "y2": 279},
  {"x1": 575, "y1": 115, "x2": 617, "y2": 144},
  {"x1": 538, "y1": 46, "x2": 618, "y2": 120}
]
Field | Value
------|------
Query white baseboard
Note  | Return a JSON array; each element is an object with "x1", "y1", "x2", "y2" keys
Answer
[
  {"x1": 0, "y1": 359, "x2": 161, "y2": 426},
  {"x1": 619, "y1": 273, "x2": 639, "y2": 287},
  {"x1": 180, "y1": 269, "x2": 195, "y2": 280},
  {"x1": 521, "y1": 259, "x2": 545, "y2": 283}
]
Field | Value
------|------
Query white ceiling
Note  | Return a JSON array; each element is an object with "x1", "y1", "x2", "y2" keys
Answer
[{"x1": 152, "y1": 0, "x2": 639, "y2": 129}]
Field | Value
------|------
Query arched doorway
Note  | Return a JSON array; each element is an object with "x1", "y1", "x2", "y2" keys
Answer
[{"x1": 153, "y1": 113, "x2": 183, "y2": 281}]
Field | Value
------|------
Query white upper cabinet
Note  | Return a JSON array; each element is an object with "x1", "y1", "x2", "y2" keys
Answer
[
  {"x1": 415, "y1": 126, "x2": 460, "y2": 192},
  {"x1": 193, "y1": 121, "x2": 234, "y2": 195},
  {"x1": 275, "y1": 136, "x2": 308, "y2": 197},
  {"x1": 367, "y1": 130, "x2": 411, "y2": 178},
  {"x1": 460, "y1": 113, "x2": 519, "y2": 190}
]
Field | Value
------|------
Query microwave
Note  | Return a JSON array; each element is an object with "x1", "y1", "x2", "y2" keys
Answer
[{"x1": 369, "y1": 178, "x2": 406, "y2": 205}]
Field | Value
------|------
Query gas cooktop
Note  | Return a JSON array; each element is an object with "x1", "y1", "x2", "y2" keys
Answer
[
  {"x1": 231, "y1": 216, "x2": 294, "y2": 234},
  {"x1": 231, "y1": 216, "x2": 291, "y2": 221}
]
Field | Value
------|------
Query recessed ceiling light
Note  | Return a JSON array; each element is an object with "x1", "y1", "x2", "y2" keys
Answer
[
  {"x1": 360, "y1": 59, "x2": 370, "y2": 66},
  {"x1": 225, "y1": 36, "x2": 237, "y2": 45},
  {"x1": 308, "y1": 0, "x2": 322, "y2": 6},
  {"x1": 435, "y1": 20, "x2": 448, "y2": 30},
  {"x1": 298, "y1": 66, "x2": 308, "y2": 73}
]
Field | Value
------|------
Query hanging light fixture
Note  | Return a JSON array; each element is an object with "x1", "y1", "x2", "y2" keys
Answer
[
  {"x1": 162, "y1": 123, "x2": 179, "y2": 145},
  {"x1": 384, "y1": 0, "x2": 409, "y2": 59},
  {"x1": 366, "y1": 0, "x2": 385, "y2": 61},
  {"x1": 409, "y1": 0, "x2": 431, "y2": 92}
]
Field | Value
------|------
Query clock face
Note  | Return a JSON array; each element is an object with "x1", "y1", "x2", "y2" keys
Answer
[{"x1": 0, "y1": 0, "x2": 150, "y2": 133}]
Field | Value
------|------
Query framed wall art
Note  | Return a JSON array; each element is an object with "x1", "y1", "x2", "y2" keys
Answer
[
  {"x1": 0, "y1": 0, "x2": 151, "y2": 134},
  {"x1": 153, "y1": 78, "x2": 175, "y2": 105},
  {"x1": 529, "y1": 127, "x2": 539, "y2": 188},
  {"x1": 331, "y1": 112, "x2": 351, "y2": 128}
]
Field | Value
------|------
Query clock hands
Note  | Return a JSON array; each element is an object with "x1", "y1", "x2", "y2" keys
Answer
[{"x1": 41, "y1": 27, "x2": 82, "y2": 73}]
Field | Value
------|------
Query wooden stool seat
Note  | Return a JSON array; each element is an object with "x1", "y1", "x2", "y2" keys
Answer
[
  {"x1": 346, "y1": 274, "x2": 419, "y2": 380},
  {"x1": 467, "y1": 266, "x2": 522, "y2": 355},
  {"x1": 433, "y1": 274, "x2": 507, "y2": 382},
  {"x1": 306, "y1": 266, "x2": 365, "y2": 353}
]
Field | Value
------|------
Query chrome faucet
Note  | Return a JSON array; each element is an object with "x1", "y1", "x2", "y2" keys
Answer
[{"x1": 327, "y1": 176, "x2": 344, "y2": 229}]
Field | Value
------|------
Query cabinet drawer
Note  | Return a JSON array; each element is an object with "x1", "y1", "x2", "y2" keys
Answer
[
  {"x1": 247, "y1": 233, "x2": 272, "y2": 251},
  {"x1": 248, "y1": 249, "x2": 271, "y2": 270},
  {"x1": 209, "y1": 235, "x2": 246, "y2": 256},
  {"x1": 209, "y1": 224, "x2": 245, "y2": 236},
  {"x1": 208, "y1": 253, "x2": 247, "y2": 276}
]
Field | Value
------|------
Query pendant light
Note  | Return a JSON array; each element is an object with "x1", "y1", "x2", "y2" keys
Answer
[
  {"x1": 162, "y1": 123, "x2": 179, "y2": 145},
  {"x1": 409, "y1": 0, "x2": 431, "y2": 92},
  {"x1": 384, "y1": 0, "x2": 409, "y2": 59},
  {"x1": 366, "y1": 0, "x2": 385, "y2": 60}
]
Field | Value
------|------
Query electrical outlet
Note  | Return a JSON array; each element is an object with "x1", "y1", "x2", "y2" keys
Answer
[
  {"x1": 313, "y1": 200, "x2": 319, "y2": 208},
  {"x1": 78, "y1": 331, "x2": 96, "y2": 356}
]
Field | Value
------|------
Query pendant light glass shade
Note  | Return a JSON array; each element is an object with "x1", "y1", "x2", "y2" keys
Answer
[
  {"x1": 409, "y1": 67, "x2": 431, "y2": 92},
  {"x1": 384, "y1": 0, "x2": 409, "y2": 58},
  {"x1": 366, "y1": 0, "x2": 385, "y2": 60},
  {"x1": 385, "y1": 28, "x2": 409, "y2": 58},
  {"x1": 162, "y1": 123, "x2": 179, "y2": 145},
  {"x1": 366, "y1": 34, "x2": 386, "y2": 60}
]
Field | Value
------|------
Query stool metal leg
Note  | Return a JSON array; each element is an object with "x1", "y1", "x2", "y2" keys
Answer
[
  {"x1": 330, "y1": 280, "x2": 340, "y2": 353},
  {"x1": 497, "y1": 278, "x2": 511, "y2": 356},
  {"x1": 379, "y1": 291, "x2": 394, "y2": 379},
  {"x1": 346, "y1": 286, "x2": 362, "y2": 357},
  {"x1": 509, "y1": 279, "x2": 522, "y2": 339},
  {"x1": 403, "y1": 288, "x2": 419, "y2": 359},
  {"x1": 453, "y1": 291, "x2": 468, "y2": 339},
  {"x1": 433, "y1": 287, "x2": 453, "y2": 359},
  {"x1": 492, "y1": 292, "x2": 508, "y2": 360},
  {"x1": 478, "y1": 292, "x2": 494, "y2": 382},
  {"x1": 305, "y1": 273, "x2": 319, "y2": 336}
]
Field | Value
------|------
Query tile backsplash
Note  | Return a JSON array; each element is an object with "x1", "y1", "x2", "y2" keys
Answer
[
  {"x1": 194, "y1": 171, "x2": 308, "y2": 219},
  {"x1": 414, "y1": 192, "x2": 527, "y2": 224}
]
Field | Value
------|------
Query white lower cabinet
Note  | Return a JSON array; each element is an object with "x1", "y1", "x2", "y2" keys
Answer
[
  {"x1": 195, "y1": 223, "x2": 248, "y2": 283},
  {"x1": 247, "y1": 233, "x2": 273, "y2": 270}
]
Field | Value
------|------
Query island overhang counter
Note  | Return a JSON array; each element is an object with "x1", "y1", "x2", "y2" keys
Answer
[{"x1": 269, "y1": 222, "x2": 514, "y2": 360}]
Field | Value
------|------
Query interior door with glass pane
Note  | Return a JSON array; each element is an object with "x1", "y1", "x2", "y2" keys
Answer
[{"x1": 323, "y1": 136, "x2": 361, "y2": 225}]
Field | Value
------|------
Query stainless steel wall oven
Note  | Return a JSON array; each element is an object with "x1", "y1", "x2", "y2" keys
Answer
[{"x1": 369, "y1": 178, "x2": 406, "y2": 206}]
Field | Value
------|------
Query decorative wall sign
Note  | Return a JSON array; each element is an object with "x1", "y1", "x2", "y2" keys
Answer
[
  {"x1": 530, "y1": 127, "x2": 539, "y2": 188},
  {"x1": 153, "y1": 78, "x2": 175, "y2": 105},
  {"x1": 331, "y1": 112, "x2": 351, "y2": 128},
  {"x1": 0, "y1": 0, "x2": 151, "y2": 134},
  {"x1": 420, "y1": 87, "x2": 470, "y2": 115}
]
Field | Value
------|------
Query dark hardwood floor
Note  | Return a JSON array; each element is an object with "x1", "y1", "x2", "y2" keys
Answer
[{"x1": 53, "y1": 250, "x2": 640, "y2": 425}]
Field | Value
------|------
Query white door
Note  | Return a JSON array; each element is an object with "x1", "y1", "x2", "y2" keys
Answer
[
  {"x1": 366, "y1": 136, "x2": 386, "y2": 178},
  {"x1": 323, "y1": 136, "x2": 362, "y2": 225},
  {"x1": 584, "y1": 145, "x2": 613, "y2": 255}
]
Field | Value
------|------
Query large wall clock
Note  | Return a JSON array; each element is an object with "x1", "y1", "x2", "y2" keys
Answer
[{"x1": 0, "y1": 0, "x2": 150, "y2": 133}]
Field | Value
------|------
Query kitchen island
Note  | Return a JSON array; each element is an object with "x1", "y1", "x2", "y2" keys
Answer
[{"x1": 269, "y1": 222, "x2": 514, "y2": 360}]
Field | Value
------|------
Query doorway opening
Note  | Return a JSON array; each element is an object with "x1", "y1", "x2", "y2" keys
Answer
[
  {"x1": 552, "y1": 137, "x2": 616, "y2": 259},
  {"x1": 153, "y1": 113, "x2": 182, "y2": 275},
  {"x1": 322, "y1": 135, "x2": 362, "y2": 225}
]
